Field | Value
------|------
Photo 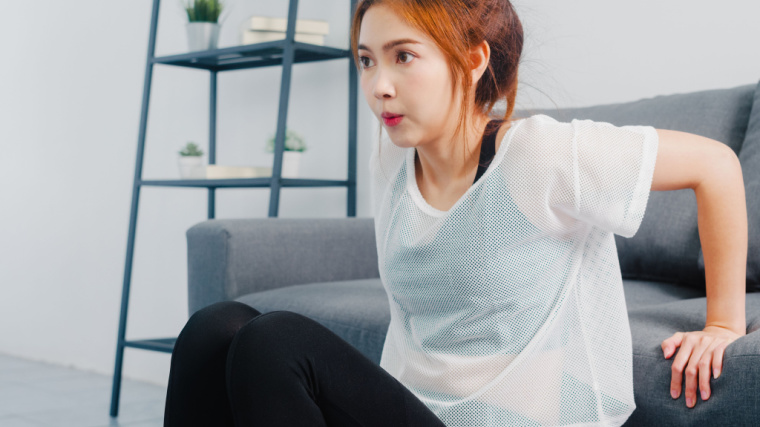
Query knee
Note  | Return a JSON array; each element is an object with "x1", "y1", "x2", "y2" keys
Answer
[
  {"x1": 228, "y1": 311, "x2": 315, "y2": 360},
  {"x1": 180, "y1": 301, "x2": 262, "y2": 343}
]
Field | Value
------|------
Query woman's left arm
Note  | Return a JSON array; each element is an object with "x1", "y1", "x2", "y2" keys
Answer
[{"x1": 650, "y1": 128, "x2": 748, "y2": 409}]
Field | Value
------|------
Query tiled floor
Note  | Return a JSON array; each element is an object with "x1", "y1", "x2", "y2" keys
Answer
[{"x1": 0, "y1": 352, "x2": 166, "y2": 427}]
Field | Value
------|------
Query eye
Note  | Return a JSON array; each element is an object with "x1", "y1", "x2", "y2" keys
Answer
[
  {"x1": 397, "y1": 51, "x2": 414, "y2": 64},
  {"x1": 359, "y1": 55, "x2": 374, "y2": 69}
]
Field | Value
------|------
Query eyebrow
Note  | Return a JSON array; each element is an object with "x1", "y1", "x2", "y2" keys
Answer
[{"x1": 357, "y1": 38, "x2": 422, "y2": 53}]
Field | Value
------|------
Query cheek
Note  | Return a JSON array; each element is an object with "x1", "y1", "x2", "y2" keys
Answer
[
  {"x1": 359, "y1": 77, "x2": 372, "y2": 102},
  {"x1": 408, "y1": 69, "x2": 451, "y2": 119},
  {"x1": 423, "y1": 70, "x2": 451, "y2": 103}
]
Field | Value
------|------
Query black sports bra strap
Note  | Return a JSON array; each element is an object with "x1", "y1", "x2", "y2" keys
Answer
[{"x1": 473, "y1": 119, "x2": 504, "y2": 184}]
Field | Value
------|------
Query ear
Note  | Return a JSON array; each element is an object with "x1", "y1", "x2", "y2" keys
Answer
[{"x1": 469, "y1": 39, "x2": 490, "y2": 87}]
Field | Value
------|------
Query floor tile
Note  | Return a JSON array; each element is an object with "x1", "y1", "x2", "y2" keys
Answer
[
  {"x1": 0, "y1": 352, "x2": 167, "y2": 427},
  {"x1": 19, "y1": 399, "x2": 165, "y2": 427},
  {"x1": 0, "y1": 383, "x2": 80, "y2": 418},
  {"x1": 0, "y1": 416, "x2": 45, "y2": 426},
  {"x1": 118, "y1": 418, "x2": 163, "y2": 427}
]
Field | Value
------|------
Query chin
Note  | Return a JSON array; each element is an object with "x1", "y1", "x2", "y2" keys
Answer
[
  {"x1": 381, "y1": 121, "x2": 418, "y2": 149},
  {"x1": 387, "y1": 136, "x2": 417, "y2": 150}
]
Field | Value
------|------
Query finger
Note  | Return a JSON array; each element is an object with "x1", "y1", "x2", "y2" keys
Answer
[
  {"x1": 698, "y1": 341, "x2": 720, "y2": 402},
  {"x1": 712, "y1": 342, "x2": 729, "y2": 379},
  {"x1": 670, "y1": 336, "x2": 695, "y2": 399},
  {"x1": 662, "y1": 332, "x2": 684, "y2": 359},
  {"x1": 683, "y1": 337, "x2": 710, "y2": 408}
]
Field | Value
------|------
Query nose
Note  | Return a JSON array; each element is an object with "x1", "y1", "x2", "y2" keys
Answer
[{"x1": 372, "y1": 68, "x2": 395, "y2": 100}]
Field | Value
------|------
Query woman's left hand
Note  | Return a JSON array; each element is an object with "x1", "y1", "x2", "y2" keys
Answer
[{"x1": 661, "y1": 326, "x2": 744, "y2": 408}]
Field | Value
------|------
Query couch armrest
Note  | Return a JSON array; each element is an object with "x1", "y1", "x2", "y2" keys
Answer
[{"x1": 186, "y1": 217, "x2": 380, "y2": 316}]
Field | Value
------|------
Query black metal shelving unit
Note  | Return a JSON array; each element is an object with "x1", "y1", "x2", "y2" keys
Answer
[{"x1": 110, "y1": 0, "x2": 358, "y2": 416}]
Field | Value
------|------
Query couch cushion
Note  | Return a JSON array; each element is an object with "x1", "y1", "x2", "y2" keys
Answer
[
  {"x1": 625, "y1": 287, "x2": 760, "y2": 426},
  {"x1": 235, "y1": 278, "x2": 390, "y2": 364},
  {"x1": 237, "y1": 279, "x2": 760, "y2": 425},
  {"x1": 622, "y1": 279, "x2": 705, "y2": 310},
  {"x1": 707, "y1": 79, "x2": 760, "y2": 292},
  {"x1": 510, "y1": 84, "x2": 755, "y2": 291}
]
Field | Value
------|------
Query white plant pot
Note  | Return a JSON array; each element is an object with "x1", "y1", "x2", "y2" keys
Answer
[
  {"x1": 178, "y1": 156, "x2": 206, "y2": 179},
  {"x1": 281, "y1": 151, "x2": 302, "y2": 178},
  {"x1": 186, "y1": 22, "x2": 220, "y2": 51}
]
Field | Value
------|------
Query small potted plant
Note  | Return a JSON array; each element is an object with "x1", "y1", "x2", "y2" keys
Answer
[
  {"x1": 178, "y1": 142, "x2": 206, "y2": 179},
  {"x1": 265, "y1": 128, "x2": 307, "y2": 178},
  {"x1": 182, "y1": 0, "x2": 225, "y2": 51}
]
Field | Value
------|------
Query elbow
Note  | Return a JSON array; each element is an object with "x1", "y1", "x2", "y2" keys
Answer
[
  {"x1": 718, "y1": 143, "x2": 740, "y2": 166},
  {"x1": 717, "y1": 144, "x2": 742, "y2": 181},
  {"x1": 694, "y1": 143, "x2": 743, "y2": 192}
]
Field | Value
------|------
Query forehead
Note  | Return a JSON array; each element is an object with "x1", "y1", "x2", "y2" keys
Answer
[{"x1": 358, "y1": 4, "x2": 430, "y2": 51}]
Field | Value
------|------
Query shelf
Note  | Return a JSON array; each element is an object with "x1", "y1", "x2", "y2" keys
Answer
[
  {"x1": 152, "y1": 40, "x2": 352, "y2": 71},
  {"x1": 111, "y1": 0, "x2": 359, "y2": 418},
  {"x1": 139, "y1": 178, "x2": 350, "y2": 188},
  {"x1": 124, "y1": 338, "x2": 177, "y2": 353}
]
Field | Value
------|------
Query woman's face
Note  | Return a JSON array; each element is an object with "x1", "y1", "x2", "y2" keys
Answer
[{"x1": 357, "y1": 4, "x2": 460, "y2": 149}]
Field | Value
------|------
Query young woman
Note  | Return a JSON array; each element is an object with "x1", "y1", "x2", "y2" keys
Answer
[{"x1": 163, "y1": 0, "x2": 748, "y2": 426}]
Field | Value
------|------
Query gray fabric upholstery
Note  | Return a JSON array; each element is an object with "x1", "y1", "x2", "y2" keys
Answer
[
  {"x1": 186, "y1": 220, "x2": 760, "y2": 425},
  {"x1": 186, "y1": 218, "x2": 380, "y2": 316},
  {"x1": 235, "y1": 278, "x2": 390, "y2": 364},
  {"x1": 224, "y1": 276, "x2": 760, "y2": 426},
  {"x1": 621, "y1": 279, "x2": 705, "y2": 309},
  {"x1": 625, "y1": 290, "x2": 760, "y2": 426},
  {"x1": 510, "y1": 84, "x2": 755, "y2": 291},
  {"x1": 231, "y1": 279, "x2": 718, "y2": 364}
]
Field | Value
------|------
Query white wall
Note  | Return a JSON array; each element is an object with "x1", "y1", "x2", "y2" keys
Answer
[
  {"x1": 0, "y1": 0, "x2": 757, "y2": 388},
  {"x1": 513, "y1": 1, "x2": 759, "y2": 110}
]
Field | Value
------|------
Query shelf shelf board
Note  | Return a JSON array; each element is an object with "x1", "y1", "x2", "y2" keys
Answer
[
  {"x1": 124, "y1": 338, "x2": 177, "y2": 353},
  {"x1": 152, "y1": 40, "x2": 352, "y2": 71},
  {"x1": 139, "y1": 177, "x2": 351, "y2": 188}
]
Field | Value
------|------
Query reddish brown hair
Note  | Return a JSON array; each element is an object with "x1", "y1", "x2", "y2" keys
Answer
[{"x1": 350, "y1": 0, "x2": 524, "y2": 159}]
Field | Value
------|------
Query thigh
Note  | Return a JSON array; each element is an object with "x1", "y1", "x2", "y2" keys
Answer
[{"x1": 226, "y1": 310, "x2": 446, "y2": 427}]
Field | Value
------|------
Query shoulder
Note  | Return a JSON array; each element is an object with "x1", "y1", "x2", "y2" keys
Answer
[
  {"x1": 496, "y1": 114, "x2": 573, "y2": 146},
  {"x1": 512, "y1": 113, "x2": 654, "y2": 139},
  {"x1": 498, "y1": 114, "x2": 575, "y2": 161},
  {"x1": 510, "y1": 114, "x2": 571, "y2": 134},
  {"x1": 497, "y1": 114, "x2": 581, "y2": 234}
]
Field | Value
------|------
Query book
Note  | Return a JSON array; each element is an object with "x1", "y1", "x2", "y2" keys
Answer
[
  {"x1": 206, "y1": 165, "x2": 272, "y2": 179},
  {"x1": 241, "y1": 30, "x2": 325, "y2": 46},
  {"x1": 246, "y1": 16, "x2": 329, "y2": 35}
]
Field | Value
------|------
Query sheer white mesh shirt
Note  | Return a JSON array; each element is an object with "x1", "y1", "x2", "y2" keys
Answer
[{"x1": 369, "y1": 114, "x2": 660, "y2": 426}]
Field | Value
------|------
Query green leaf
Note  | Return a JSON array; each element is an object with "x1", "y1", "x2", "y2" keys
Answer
[
  {"x1": 184, "y1": 0, "x2": 223, "y2": 23},
  {"x1": 179, "y1": 141, "x2": 204, "y2": 156},
  {"x1": 265, "y1": 128, "x2": 308, "y2": 152}
]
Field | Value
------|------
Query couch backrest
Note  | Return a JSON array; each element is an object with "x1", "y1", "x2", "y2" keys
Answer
[{"x1": 506, "y1": 82, "x2": 758, "y2": 291}]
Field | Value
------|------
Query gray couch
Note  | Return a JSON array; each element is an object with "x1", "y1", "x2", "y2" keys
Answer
[{"x1": 186, "y1": 82, "x2": 760, "y2": 426}]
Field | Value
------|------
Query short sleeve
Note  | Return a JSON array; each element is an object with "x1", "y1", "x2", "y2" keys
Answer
[
  {"x1": 502, "y1": 114, "x2": 659, "y2": 238},
  {"x1": 571, "y1": 117, "x2": 659, "y2": 237}
]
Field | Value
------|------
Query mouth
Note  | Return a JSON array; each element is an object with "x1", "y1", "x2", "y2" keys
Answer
[{"x1": 381, "y1": 112, "x2": 404, "y2": 127}]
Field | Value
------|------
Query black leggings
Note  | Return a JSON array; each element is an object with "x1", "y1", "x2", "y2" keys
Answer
[{"x1": 163, "y1": 300, "x2": 446, "y2": 426}]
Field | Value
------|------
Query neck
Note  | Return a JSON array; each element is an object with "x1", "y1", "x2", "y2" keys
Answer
[{"x1": 415, "y1": 113, "x2": 492, "y2": 189}]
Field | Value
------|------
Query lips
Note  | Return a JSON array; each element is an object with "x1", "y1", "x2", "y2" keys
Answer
[
  {"x1": 381, "y1": 112, "x2": 403, "y2": 127},
  {"x1": 382, "y1": 114, "x2": 403, "y2": 127}
]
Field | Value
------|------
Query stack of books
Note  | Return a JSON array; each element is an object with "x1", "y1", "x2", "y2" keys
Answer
[{"x1": 241, "y1": 16, "x2": 330, "y2": 46}]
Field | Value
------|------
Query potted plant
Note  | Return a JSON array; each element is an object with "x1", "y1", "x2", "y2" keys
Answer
[
  {"x1": 266, "y1": 128, "x2": 307, "y2": 178},
  {"x1": 178, "y1": 142, "x2": 206, "y2": 179},
  {"x1": 182, "y1": 0, "x2": 225, "y2": 51}
]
